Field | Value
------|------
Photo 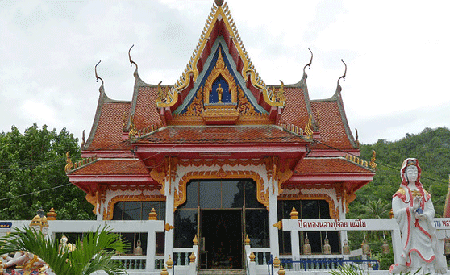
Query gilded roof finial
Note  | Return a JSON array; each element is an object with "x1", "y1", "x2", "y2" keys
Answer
[
  {"x1": 214, "y1": 0, "x2": 224, "y2": 6},
  {"x1": 95, "y1": 60, "x2": 104, "y2": 86},
  {"x1": 369, "y1": 150, "x2": 377, "y2": 170},
  {"x1": 355, "y1": 128, "x2": 360, "y2": 148},
  {"x1": 64, "y1": 152, "x2": 73, "y2": 173},
  {"x1": 338, "y1": 59, "x2": 347, "y2": 86},
  {"x1": 303, "y1": 48, "x2": 313, "y2": 72},
  {"x1": 128, "y1": 44, "x2": 138, "y2": 71}
]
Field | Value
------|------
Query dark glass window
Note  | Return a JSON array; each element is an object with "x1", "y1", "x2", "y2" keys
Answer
[
  {"x1": 278, "y1": 200, "x2": 339, "y2": 255},
  {"x1": 175, "y1": 179, "x2": 268, "y2": 248},
  {"x1": 174, "y1": 210, "x2": 198, "y2": 248},
  {"x1": 199, "y1": 181, "x2": 221, "y2": 209},
  {"x1": 113, "y1": 201, "x2": 165, "y2": 220},
  {"x1": 245, "y1": 210, "x2": 269, "y2": 248}
]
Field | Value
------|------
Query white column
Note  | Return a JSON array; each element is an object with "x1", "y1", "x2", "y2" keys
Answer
[
  {"x1": 147, "y1": 227, "x2": 156, "y2": 272},
  {"x1": 291, "y1": 230, "x2": 300, "y2": 260},
  {"x1": 268, "y1": 177, "x2": 279, "y2": 258},
  {"x1": 164, "y1": 178, "x2": 174, "y2": 266},
  {"x1": 339, "y1": 204, "x2": 348, "y2": 255}
]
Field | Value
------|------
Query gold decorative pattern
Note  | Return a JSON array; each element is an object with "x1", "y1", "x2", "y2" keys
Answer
[
  {"x1": 369, "y1": 150, "x2": 377, "y2": 169},
  {"x1": 305, "y1": 114, "x2": 313, "y2": 140},
  {"x1": 104, "y1": 185, "x2": 165, "y2": 220},
  {"x1": 279, "y1": 188, "x2": 338, "y2": 219},
  {"x1": 156, "y1": 2, "x2": 285, "y2": 108},
  {"x1": 344, "y1": 154, "x2": 374, "y2": 171},
  {"x1": 64, "y1": 152, "x2": 73, "y2": 173},
  {"x1": 203, "y1": 49, "x2": 237, "y2": 104},
  {"x1": 184, "y1": 87, "x2": 204, "y2": 116},
  {"x1": 238, "y1": 87, "x2": 257, "y2": 115},
  {"x1": 273, "y1": 221, "x2": 282, "y2": 230},
  {"x1": 174, "y1": 170, "x2": 267, "y2": 211}
]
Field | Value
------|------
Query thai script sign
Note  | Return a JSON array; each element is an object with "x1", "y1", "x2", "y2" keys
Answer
[
  {"x1": 0, "y1": 222, "x2": 12, "y2": 228},
  {"x1": 432, "y1": 218, "x2": 450, "y2": 229},
  {"x1": 282, "y1": 219, "x2": 399, "y2": 232}
]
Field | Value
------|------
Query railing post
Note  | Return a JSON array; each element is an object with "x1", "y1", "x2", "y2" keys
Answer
[{"x1": 248, "y1": 252, "x2": 256, "y2": 275}]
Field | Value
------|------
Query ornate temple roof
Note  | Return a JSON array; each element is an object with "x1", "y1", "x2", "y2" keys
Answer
[{"x1": 72, "y1": 0, "x2": 372, "y2": 194}]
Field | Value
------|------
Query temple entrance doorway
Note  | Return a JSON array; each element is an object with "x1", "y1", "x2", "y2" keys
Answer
[{"x1": 200, "y1": 210, "x2": 243, "y2": 269}]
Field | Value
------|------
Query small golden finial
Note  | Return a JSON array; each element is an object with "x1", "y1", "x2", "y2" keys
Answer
[
  {"x1": 128, "y1": 44, "x2": 138, "y2": 71},
  {"x1": 249, "y1": 252, "x2": 256, "y2": 262},
  {"x1": 128, "y1": 115, "x2": 137, "y2": 138},
  {"x1": 290, "y1": 207, "x2": 298, "y2": 219},
  {"x1": 305, "y1": 114, "x2": 314, "y2": 139},
  {"x1": 369, "y1": 150, "x2": 377, "y2": 169},
  {"x1": 166, "y1": 255, "x2": 173, "y2": 269},
  {"x1": 148, "y1": 208, "x2": 157, "y2": 220},
  {"x1": 189, "y1": 252, "x2": 196, "y2": 263},
  {"x1": 338, "y1": 59, "x2": 347, "y2": 86},
  {"x1": 95, "y1": 60, "x2": 104, "y2": 86},
  {"x1": 47, "y1": 208, "x2": 57, "y2": 220},
  {"x1": 193, "y1": 235, "x2": 199, "y2": 245},
  {"x1": 244, "y1": 235, "x2": 250, "y2": 245},
  {"x1": 273, "y1": 257, "x2": 281, "y2": 268},
  {"x1": 64, "y1": 152, "x2": 73, "y2": 173}
]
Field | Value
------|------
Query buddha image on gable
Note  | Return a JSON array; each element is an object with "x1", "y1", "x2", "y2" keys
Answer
[{"x1": 210, "y1": 76, "x2": 231, "y2": 104}]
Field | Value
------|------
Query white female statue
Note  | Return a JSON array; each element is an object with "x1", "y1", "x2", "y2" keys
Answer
[{"x1": 390, "y1": 158, "x2": 447, "y2": 274}]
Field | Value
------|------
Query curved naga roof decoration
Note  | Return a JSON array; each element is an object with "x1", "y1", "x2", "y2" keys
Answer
[{"x1": 156, "y1": 1, "x2": 286, "y2": 109}]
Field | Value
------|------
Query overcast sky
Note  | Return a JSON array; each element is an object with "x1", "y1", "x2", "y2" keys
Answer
[{"x1": 1, "y1": 0, "x2": 449, "y2": 145}]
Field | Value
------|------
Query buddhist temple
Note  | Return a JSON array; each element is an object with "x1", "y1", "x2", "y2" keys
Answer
[{"x1": 65, "y1": 0, "x2": 376, "y2": 272}]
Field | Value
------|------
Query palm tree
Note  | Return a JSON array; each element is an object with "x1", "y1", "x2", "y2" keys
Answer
[{"x1": 0, "y1": 226, "x2": 127, "y2": 275}]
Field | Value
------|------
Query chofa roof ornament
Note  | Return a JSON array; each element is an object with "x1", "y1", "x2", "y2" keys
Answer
[
  {"x1": 338, "y1": 59, "x2": 347, "y2": 86},
  {"x1": 95, "y1": 60, "x2": 104, "y2": 86},
  {"x1": 128, "y1": 44, "x2": 138, "y2": 71},
  {"x1": 303, "y1": 48, "x2": 313, "y2": 73}
]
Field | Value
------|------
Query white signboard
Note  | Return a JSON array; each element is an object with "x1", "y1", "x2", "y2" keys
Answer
[{"x1": 282, "y1": 219, "x2": 399, "y2": 232}]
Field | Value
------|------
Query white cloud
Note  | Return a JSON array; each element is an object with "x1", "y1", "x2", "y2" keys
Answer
[{"x1": 0, "y1": 0, "x2": 449, "y2": 144}]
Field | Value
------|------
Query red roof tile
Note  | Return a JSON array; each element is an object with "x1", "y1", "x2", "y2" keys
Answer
[
  {"x1": 294, "y1": 157, "x2": 372, "y2": 174},
  {"x1": 278, "y1": 87, "x2": 310, "y2": 129},
  {"x1": 310, "y1": 100, "x2": 355, "y2": 150},
  {"x1": 70, "y1": 159, "x2": 148, "y2": 175},
  {"x1": 86, "y1": 101, "x2": 131, "y2": 151},
  {"x1": 133, "y1": 86, "x2": 163, "y2": 130},
  {"x1": 135, "y1": 125, "x2": 307, "y2": 144}
]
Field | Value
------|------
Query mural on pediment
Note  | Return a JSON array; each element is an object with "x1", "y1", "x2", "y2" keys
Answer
[{"x1": 175, "y1": 46, "x2": 265, "y2": 124}]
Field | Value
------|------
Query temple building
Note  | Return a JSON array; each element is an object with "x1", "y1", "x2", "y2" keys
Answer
[{"x1": 66, "y1": 0, "x2": 376, "y2": 272}]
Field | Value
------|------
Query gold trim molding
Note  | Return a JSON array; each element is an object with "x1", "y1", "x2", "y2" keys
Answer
[
  {"x1": 104, "y1": 185, "x2": 165, "y2": 220},
  {"x1": 174, "y1": 169, "x2": 268, "y2": 211},
  {"x1": 278, "y1": 188, "x2": 338, "y2": 219}
]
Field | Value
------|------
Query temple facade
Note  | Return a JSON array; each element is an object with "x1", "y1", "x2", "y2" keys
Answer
[{"x1": 66, "y1": 0, "x2": 376, "y2": 272}]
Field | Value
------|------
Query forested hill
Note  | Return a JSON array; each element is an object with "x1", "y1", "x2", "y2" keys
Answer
[{"x1": 349, "y1": 127, "x2": 450, "y2": 218}]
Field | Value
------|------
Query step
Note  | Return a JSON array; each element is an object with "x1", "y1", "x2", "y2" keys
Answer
[{"x1": 198, "y1": 269, "x2": 246, "y2": 275}]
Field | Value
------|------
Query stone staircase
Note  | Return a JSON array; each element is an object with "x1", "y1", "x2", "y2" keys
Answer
[{"x1": 198, "y1": 269, "x2": 246, "y2": 275}]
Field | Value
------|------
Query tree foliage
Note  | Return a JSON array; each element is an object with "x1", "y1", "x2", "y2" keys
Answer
[
  {"x1": 0, "y1": 124, "x2": 94, "y2": 220},
  {"x1": 0, "y1": 226, "x2": 127, "y2": 275}
]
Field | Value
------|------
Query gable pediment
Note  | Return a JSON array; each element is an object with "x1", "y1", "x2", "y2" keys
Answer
[{"x1": 156, "y1": 2, "x2": 286, "y2": 125}]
